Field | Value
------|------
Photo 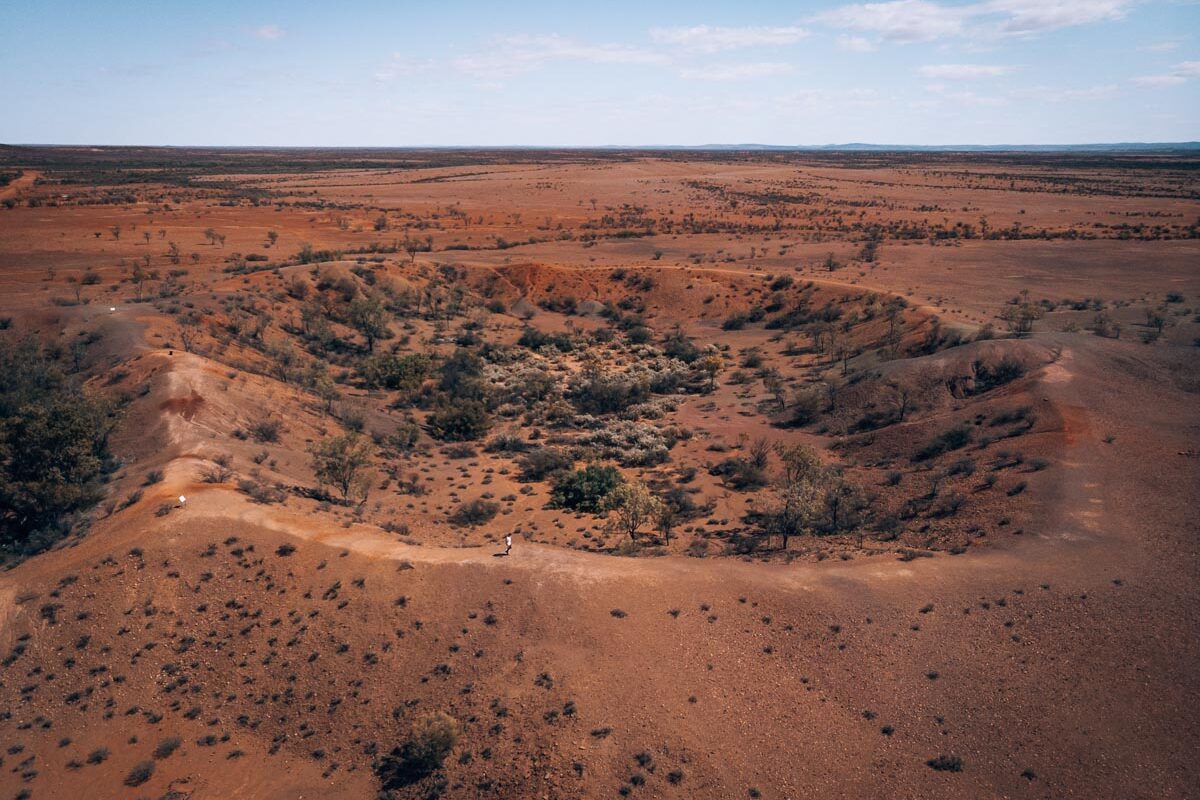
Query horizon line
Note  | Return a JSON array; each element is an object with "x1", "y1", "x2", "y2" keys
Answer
[{"x1": 3, "y1": 141, "x2": 1200, "y2": 152}]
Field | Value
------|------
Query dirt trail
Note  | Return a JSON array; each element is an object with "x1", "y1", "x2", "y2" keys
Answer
[{"x1": 0, "y1": 169, "x2": 38, "y2": 201}]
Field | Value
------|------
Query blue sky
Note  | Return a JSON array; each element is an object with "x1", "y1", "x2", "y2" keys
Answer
[{"x1": 2, "y1": 0, "x2": 1197, "y2": 145}]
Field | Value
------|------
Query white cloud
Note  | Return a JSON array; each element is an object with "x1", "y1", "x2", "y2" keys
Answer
[
  {"x1": 918, "y1": 63, "x2": 1015, "y2": 79},
  {"x1": 1132, "y1": 61, "x2": 1200, "y2": 88},
  {"x1": 679, "y1": 62, "x2": 795, "y2": 81},
  {"x1": 453, "y1": 34, "x2": 667, "y2": 80},
  {"x1": 777, "y1": 87, "x2": 879, "y2": 112},
  {"x1": 374, "y1": 55, "x2": 434, "y2": 82},
  {"x1": 815, "y1": 1, "x2": 967, "y2": 43},
  {"x1": 815, "y1": 0, "x2": 1131, "y2": 43},
  {"x1": 924, "y1": 83, "x2": 1008, "y2": 106},
  {"x1": 1132, "y1": 75, "x2": 1186, "y2": 87},
  {"x1": 836, "y1": 35, "x2": 878, "y2": 52},
  {"x1": 1141, "y1": 40, "x2": 1181, "y2": 53},
  {"x1": 1013, "y1": 84, "x2": 1119, "y2": 101},
  {"x1": 650, "y1": 25, "x2": 809, "y2": 52},
  {"x1": 986, "y1": 0, "x2": 1128, "y2": 35},
  {"x1": 252, "y1": 24, "x2": 285, "y2": 41}
]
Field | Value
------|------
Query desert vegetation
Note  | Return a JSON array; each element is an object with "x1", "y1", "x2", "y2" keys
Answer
[{"x1": 0, "y1": 147, "x2": 1196, "y2": 799}]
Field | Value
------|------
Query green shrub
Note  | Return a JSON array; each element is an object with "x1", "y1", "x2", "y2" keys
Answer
[
  {"x1": 626, "y1": 325, "x2": 652, "y2": 345},
  {"x1": 438, "y1": 348, "x2": 486, "y2": 400},
  {"x1": 426, "y1": 399, "x2": 491, "y2": 442},
  {"x1": 358, "y1": 353, "x2": 430, "y2": 391},
  {"x1": 0, "y1": 337, "x2": 115, "y2": 554},
  {"x1": 385, "y1": 420, "x2": 421, "y2": 452},
  {"x1": 551, "y1": 465, "x2": 622, "y2": 512},
  {"x1": 662, "y1": 331, "x2": 700, "y2": 363}
]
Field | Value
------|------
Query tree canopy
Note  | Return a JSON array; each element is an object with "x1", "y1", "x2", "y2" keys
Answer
[{"x1": 0, "y1": 337, "x2": 115, "y2": 554}]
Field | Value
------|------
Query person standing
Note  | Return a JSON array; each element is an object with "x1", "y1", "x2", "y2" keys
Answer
[{"x1": 505, "y1": 533, "x2": 512, "y2": 556}]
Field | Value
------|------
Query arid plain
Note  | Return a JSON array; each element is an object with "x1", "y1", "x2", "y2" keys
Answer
[{"x1": 0, "y1": 147, "x2": 1197, "y2": 799}]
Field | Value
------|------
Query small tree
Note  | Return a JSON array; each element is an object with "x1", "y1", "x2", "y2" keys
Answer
[
  {"x1": 764, "y1": 444, "x2": 827, "y2": 550},
  {"x1": 403, "y1": 238, "x2": 422, "y2": 263},
  {"x1": 698, "y1": 354, "x2": 723, "y2": 392},
  {"x1": 1144, "y1": 307, "x2": 1168, "y2": 335},
  {"x1": 307, "y1": 432, "x2": 375, "y2": 504},
  {"x1": 767, "y1": 475, "x2": 823, "y2": 551},
  {"x1": 309, "y1": 371, "x2": 340, "y2": 415},
  {"x1": 824, "y1": 476, "x2": 868, "y2": 534},
  {"x1": 655, "y1": 504, "x2": 677, "y2": 545},
  {"x1": 346, "y1": 293, "x2": 391, "y2": 353},
  {"x1": 1000, "y1": 289, "x2": 1042, "y2": 335},
  {"x1": 605, "y1": 482, "x2": 664, "y2": 543}
]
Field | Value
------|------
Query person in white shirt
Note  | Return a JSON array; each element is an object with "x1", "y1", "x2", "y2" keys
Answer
[{"x1": 505, "y1": 534, "x2": 512, "y2": 555}]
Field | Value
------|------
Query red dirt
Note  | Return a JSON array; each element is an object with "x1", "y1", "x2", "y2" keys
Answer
[{"x1": 0, "y1": 148, "x2": 1197, "y2": 800}]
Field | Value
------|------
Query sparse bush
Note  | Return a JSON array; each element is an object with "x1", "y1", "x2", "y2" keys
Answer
[
  {"x1": 485, "y1": 434, "x2": 532, "y2": 453},
  {"x1": 427, "y1": 399, "x2": 491, "y2": 442},
  {"x1": 927, "y1": 755, "x2": 963, "y2": 772},
  {"x1": 385, "y1": 420, "x2": 421, "y2": 452},
  {"x1": 152, "y1": 737, "x2": 182, "y2": 760},
  {"x1": 248, "y1": 418, "x2": 282, "y2": 443},
  {"x1": 124, "y1": 760, "x2": 155, "y2": 787},
  {"x1": 200, "y1": 463, "x2": 234, "y2": 484},
  {"x1": 449, "y1": 499, "x2": 499, "y2": 527},
  {"x1": 238, "y1": 478, "x2": 286, "y2": 504},
  {"x1": 971, "y1": 357, "x2": 1025, "y2": 394},
  {"x1": 517, "y1": 447, "x2": 574, "y2": 481},
  {"x1": 782, "y1": 386, "x2": 824, "y2": 427},
  {"x1": 517, "y1": 327, "x2": 573, "y2": 352},
  {"x1": 914, "y1": 425, "x2": 972, "y2": 461},
  {"x1": 374, "y1": 712, "x2": 460, "y2": 789},
  {"x1": 931, "y1": 493, "x2": 966, "y2": 518}
]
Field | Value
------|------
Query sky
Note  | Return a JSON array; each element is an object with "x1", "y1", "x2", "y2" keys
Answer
[{"x1": 1, "y1": 0, "x2": 1198, "y2": 146}]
